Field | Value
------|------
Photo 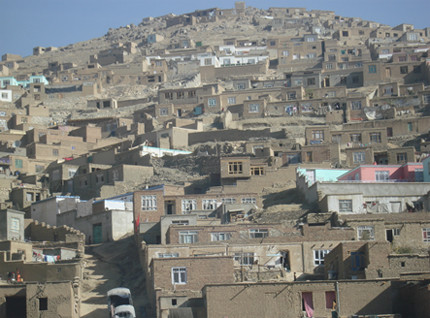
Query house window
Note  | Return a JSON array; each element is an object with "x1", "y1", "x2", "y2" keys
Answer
[
  {"x1": 251, "y1": 167, "x2": 264, "y2": 176},
  {"x1": 26, "y1": 192, "x2": 34, "y2": 202},
  {"x1": 181, "y1": 199, "x2": 197, "y2": 213},
  {"x1": 370, "y1": 132, "x2": 381, "y2": 143},
  {"x1": 52, "y1": 149, "x2": 59, "y2": 156},
  {"x1": 375, "y1": 170, "x2": 389, "y2": 181},
  {"x1": 38, "y1": 298, "x2": 48, "y2": 311},
  {"x1": 396, "y1": 153, "x2": 407, "y2": 164},
  {"x1": 350, "y1": 133, "x2": 362, "y2": 143},
  {"x1": 202, "y1": 199, "x2": 218, "y2": 210},
  {"x1": 325, "y1": 63, "x2": 333, "y2": 70},
  {"x1": 68, "y1": 169, "x2": 77, "y2": 178},
  {"x1": 222, "y1": 198, "x2": 236, "y2": 204},
  {"x1": 15, "y1": 159, "x2": 23, "y2": 169},
  {"x1": 307, "y1": 78, "x2": 315, "y2": 86},
  {"x1": 423, "y1": 228, "x2": 430, "y2": 242},
  {"x1": 141, "y1": 195, "x2": 157, "y2": 211},
  {"x1": 10, "y1": 217, "x2": 20, "y2": 232},
  {"x1": 234, "y1": 252, "x2": 254, "y2": 265},
  {"x1": 187, "y1": 90, "x2": 196, "y2": 98},
  {"x1": 227, "y1": 97, "x2": 236, "y2": 105},
  {"x1": 165, "y1": 92, "x2": 173, "y2": 100},
  {"x1": 368, "y1": 65, "x2": 377, "y2": 73},
  {"x1": 158, "y1": 253, "x2": 179, "y2": 258},
  {"x1": 204, "y1": 58, "x2": 212, "y2": 65},
  {"x1": 176, "y1": 91, "x2": 184, "y2": 99},
  {"x1": 351, "y1": 101, "x2": 362, "y2": 110},
  {"x1": 171, "y1": 220, "x2": 189, "y2": 225},
  {"x1": 228, "y1": 161, "x2": 243, "y2": 175},
  {"x1": 351, "y1": 251, "x2": 364, "y2": 271},
  {"x1": 398, "y1": 56, "x2": 407, "y2": 62},
  {"x1": 358, "y1": 226, "x2": 375, "y2": 240},
  {"x1": 208, "y1": 98, "x2": 217, "y2": 106},
  {"x1": 211, "y1": 232, "x2": 232, "y2": 241},
  {"x1": 288, "y1": 92, "x2": 297, "y2": 100},
  {"x1": 171, "y1": 267, "x2": 187, "y2": 284},
  {"x1": 241, "y1": 197, "x2": 256, "y2": 204},
  {"x1": 249, "y1": 229, "x2": 268, "y2": 238},
  {"x1": 249, "y1": 103, "x2": 260, "y2": 113},
  {"x1": 353, "y1": 152, "x2": 365, "y2": 164},
  {"x1": 159, "y1": 107, "x2": 168, "y2": 116},
  {"x1": 339, "y1": 200, "x2": 352, "y2": 212},
  {"x1": 179, "y1": 231, "x2": 198, "y2": 244},
  {"x1": 282, "y1": 50, "x2": 289, "y2": 56},
  {"x1": 407, "y1": 122, "x2": 413, "y2": 132},
  {"x1": 400, "y1": 66, "x2": 408, "y2": 74},
  {"x1": 314, "y1": 250, "x2": 331, "y2": 266},
  {"x1": 312, "y1": 130, "x2": 324, "y2": 140}
]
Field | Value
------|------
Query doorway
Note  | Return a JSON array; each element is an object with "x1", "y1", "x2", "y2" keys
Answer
[
  {"x1": 92, "y1": 223, "x2": 103, "y2": 244},
  {"x1": 6, "y1": 296, "x2": 26, "y2": 318},
  {"x1": 280, "y1": 250, "x2": 290, "y2": 271}
]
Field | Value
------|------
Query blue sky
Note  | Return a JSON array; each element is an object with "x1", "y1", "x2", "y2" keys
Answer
[{"x1": 1, "y1": 0, "x2": 429, "y2": 58}]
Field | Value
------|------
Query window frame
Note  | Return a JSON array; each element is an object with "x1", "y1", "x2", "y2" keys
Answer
[
  {"x1": 202, "y1": 199, "x2": 218, "y2": 210},
  {"x1": 423, "y1": 228, "x2": 430, "y2": 242},
  {"x1": 171, "y1": 267, "x2": 187, "y2": 284},
  {"x1": 234, "y1": 252, "x2": 254, "y2": 265},
  {"x1": 141, "y1": 195, "x2": 157, "y2": 211},
  {"x1": 339, "y1": 199, "x2": 353, "y2": 213},
  {"x1": 358, "y1": 226, "x2": 375, "y2": 241},
  {"x1": 208, "y1": 98, "x2": 217, "y2": 107},
  {"x1": 211, "y1": 232, "x2": 232, "y2": 241},
  {"x1": 313, "y1": 249, "x2": 331, "y2": 266},
  {"x1": 249, "y1": 229, "x2": 269, "y2": 239},
  {"x1": 179, "y1": 231, "x2": 198, "y2": 244},
  {"x1": 353, "y1": 152, "x2": 365, "y2": 164},
  {"x1": 181, "y1": 199, "x2": 197, "y2": 214},
  {"x1": 228, "y1": 161, "x2": 243, "y2": 175},
  {"x1": 248, "y1": 103, "x2": 260, "y2": 113},
  {"x1": 375, "y1": 170, "x2": 389, "y2": 181}
]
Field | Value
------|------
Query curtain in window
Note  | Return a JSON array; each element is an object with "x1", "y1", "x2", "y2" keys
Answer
[
  {"x1": 325, "y1": 291, "x2": 336, "y2": 309},
  {"x1": 302, "y1": 292, "x2": 314, "y2": 318}
]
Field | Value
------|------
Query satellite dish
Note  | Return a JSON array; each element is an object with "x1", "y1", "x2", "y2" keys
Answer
[{"x1": 13, "y1": 140, "x2": 21, "y2": 148}]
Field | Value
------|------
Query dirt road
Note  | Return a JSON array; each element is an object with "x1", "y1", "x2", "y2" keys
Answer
[{"x1": 80, "y1": 236, "x2": 148, "y2": 317}]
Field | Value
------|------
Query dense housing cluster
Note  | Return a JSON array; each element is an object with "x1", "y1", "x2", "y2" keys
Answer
[{"x1": 0, "y1": 2, "x2": 430, "y2": 317}]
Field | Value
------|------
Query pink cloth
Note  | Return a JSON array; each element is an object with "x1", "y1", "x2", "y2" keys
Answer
[{"x1": 302, "y1": 292, "x2": 314, "y2": 317}]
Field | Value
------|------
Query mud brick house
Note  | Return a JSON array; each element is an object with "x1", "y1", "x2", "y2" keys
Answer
[
  {"x1": 339, "y1": 212, "x2": 430, "y2": 251},
  {"x1": 203, "y1": 278, "x2": 429, "y2": 318},
  {"x1": 297, "y1": 166, "x2": 430, "y2": 214},
  {"x1": 324, "y1": 240, "x2": 430, "y2": 280},
  {"x1": 150, "y1": 256, "x2": 234, "y2": 317}
]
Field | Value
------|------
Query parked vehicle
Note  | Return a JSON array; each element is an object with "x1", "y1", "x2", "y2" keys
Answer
[
  {"x1": 107, "y1": 288, "x2": 134, "y2": 318},
  {"x1": 114, "y1": 304, "x2": 136, "y2": 318}
]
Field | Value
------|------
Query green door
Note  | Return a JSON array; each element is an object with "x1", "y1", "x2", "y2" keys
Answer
[{"x1": 92, "y1": 223, "x2": 103, "y2": 244}]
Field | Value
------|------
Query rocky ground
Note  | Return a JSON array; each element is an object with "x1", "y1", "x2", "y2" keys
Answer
[{"x1": 80, "y1": 236, "x2": 149, "y2": 318}]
